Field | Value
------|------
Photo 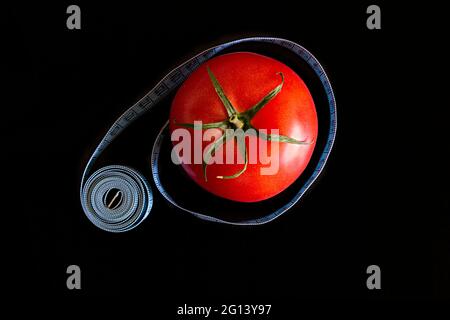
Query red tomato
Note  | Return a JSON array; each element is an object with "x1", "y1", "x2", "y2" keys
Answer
[{"x1": 169, "y1": 52, "x2": 318, "y2": 202}]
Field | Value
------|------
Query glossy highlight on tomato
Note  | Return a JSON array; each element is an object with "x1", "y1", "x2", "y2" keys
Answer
[{"x1": 169, "y1": 52, "x2": 318, "y2": 202}]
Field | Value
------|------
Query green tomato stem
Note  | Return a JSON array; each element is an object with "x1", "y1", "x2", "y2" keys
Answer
[{"x1": 173, "y1": 68, "x2": 313, "y2": 182}]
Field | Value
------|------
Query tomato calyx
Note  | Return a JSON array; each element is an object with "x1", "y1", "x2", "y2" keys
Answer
[
  {"x1": 174, "y1": 66, "x2": 313, "y2": 182},
  {"x1": 228, "y1": 114, "x2": 245, "y2": 129}
]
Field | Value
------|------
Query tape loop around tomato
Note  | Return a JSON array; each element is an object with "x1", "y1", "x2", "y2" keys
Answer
[{"x1": 80, "y1": 37, "x2": 337, "y2": 230}]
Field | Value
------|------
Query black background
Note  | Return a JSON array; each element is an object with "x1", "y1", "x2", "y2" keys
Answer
[{"x1": 6, "y1": 0, "x2": 449, "y2": 307}]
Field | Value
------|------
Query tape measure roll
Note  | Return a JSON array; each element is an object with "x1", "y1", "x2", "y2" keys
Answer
[
  {"x1": 81, "y1": 165, "x2": 153, "y2": 232},
  {"x1": 80, "y1": 37, "x2": 337, "y2": 231}
]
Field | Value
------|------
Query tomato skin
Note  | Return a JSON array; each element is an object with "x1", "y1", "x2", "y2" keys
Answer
[{"x1": 169, "y1": 52, "x2": 318, "y2": 202}]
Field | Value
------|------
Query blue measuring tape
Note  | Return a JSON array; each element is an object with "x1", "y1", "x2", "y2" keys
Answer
[{"x1": 80, "y1": 37, "x2": 337, "y2": 231}]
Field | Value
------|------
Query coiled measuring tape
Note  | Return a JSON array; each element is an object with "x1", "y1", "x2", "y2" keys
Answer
[{"x1": 80, "y1": 37, "x2": 337, "y2": 231}]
